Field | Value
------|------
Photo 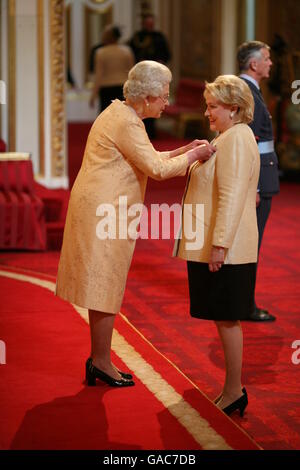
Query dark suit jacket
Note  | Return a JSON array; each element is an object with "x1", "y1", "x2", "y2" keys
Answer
[
  {"x1": 242, "y1": 78, "x2": 280, "y2": 197},
  {"x1": 128, "y1": 30, "x2": 171, "y2": 64}
]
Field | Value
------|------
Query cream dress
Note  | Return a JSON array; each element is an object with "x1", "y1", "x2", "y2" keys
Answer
[{"x1": 56, "y1": 100, "x2": 189, "y2": 313}]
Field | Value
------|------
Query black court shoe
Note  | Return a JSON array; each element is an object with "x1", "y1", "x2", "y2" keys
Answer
[
  {"x1": 86, "y1": 357, "x2": 133, "y2": 380},
  {"x1": 214, "y1": 386, "x2": 247, "y2": 405},
  {"x1": 222, "y1": 388, "x2": 248, "y2": 417},
  {"x1": 248, "y1": 308, "x2": 276, "y2": 322},
  {"x1": 85, "y1": 359, "x2": 135, "y2": 387}
]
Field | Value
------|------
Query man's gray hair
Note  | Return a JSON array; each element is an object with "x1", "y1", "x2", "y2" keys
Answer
[{"x1": 237, "y1": 41, "x2": 270, "y2": 72}]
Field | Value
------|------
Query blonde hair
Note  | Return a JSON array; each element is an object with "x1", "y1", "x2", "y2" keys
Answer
[
  {"x1": 204, "y1": 75, "x2": 254, "y2": 124},
  {"x1": 123, "y1": 60, "x2": 172, "y2": 102}
]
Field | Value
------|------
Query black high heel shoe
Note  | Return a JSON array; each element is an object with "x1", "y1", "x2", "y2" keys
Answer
[
  {"x1": 85, "y1": 359, "x2": 135, "y2": 387},
  {"x1": 214, "y1": 387, "x2": 247, "y2": 405},
  {"x1": 86, "y1": 357, "x2": 133, "y2": 380},
  {"x1": 222, "y1": 388, "x2": 248, "y2": 417}
]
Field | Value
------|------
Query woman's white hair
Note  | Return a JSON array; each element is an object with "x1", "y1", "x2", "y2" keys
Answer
[{"x1": 123, "y1": 60, "x2": 172, "y2": 102}]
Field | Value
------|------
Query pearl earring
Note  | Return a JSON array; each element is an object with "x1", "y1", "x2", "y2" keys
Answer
[{"x1": 230, "y1": 111, "x2": 235, "y2": 119}]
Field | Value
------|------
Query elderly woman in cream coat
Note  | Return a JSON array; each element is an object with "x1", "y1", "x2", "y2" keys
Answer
[
  {"x1": 56, "y1": 60, "x2": 215, "y2": 388},
  {"x1": 174, "y1": 75, "x2": 260, "y2": 416}
]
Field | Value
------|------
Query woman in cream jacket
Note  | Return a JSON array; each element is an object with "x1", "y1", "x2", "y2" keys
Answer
[
  {"x1": 175, "y1": 75, "x2": 260, "y2": 416},
  {"x1": 56, "y1": 61, "x2": 215, "y2": 388},
  {"x1": 89, "y1": 25, "x2": 134, "y2": 112}
]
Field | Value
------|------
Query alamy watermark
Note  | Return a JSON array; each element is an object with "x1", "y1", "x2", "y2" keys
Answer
[
  {"x1": 0, "y1": 80, "x2": 6, "y2": 105},
  {"x1": 291, "y1": 80, "x2": 300, "y2": 104},
  {"x1": 0, "y1": 340, "x2": 6, "y2": 364},
  {"x1": 291, "y1": 340, "x2": 300, "y2": 365},
  {"x1": 95, "y1": 196, "x2": 204, "y2": 250}
]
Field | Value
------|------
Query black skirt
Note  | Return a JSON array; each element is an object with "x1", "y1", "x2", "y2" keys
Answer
[{"x1": 187, "y1": 261, "x2": 256, "y2": 321}]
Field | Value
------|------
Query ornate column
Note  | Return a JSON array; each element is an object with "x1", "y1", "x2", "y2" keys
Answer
[
  {"x1": 0, "y1": 0, "x2": 68, "y2": 188},
  {"x1": 48, "y1": 0, "x2": 67, "y2": 183},
  {"x1": 39, "y1": 0, "x2": 67, "y2": 188}
]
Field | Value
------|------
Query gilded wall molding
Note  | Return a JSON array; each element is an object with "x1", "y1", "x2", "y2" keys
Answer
[
  {"x1": 37, "y1": 0, "x2": 45, "y2": 176},
  {"x1": 90, "y1": 0, "x2": 108, "y2": 4},
  {"x1": 8, "y1": 0, "x2": 16, "y2": 151},
  {"x1": 86, "y1": 0, "x2": 113, "y2": 9},
  {"x1": 50, "y1": 0, "x2": 65, "y2": 177}
]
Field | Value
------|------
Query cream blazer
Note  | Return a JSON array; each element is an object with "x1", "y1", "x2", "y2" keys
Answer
[
  {"x1": 56, "y1": 100, "x2": 189, "y2": 313},
  {"x1": 174, "y1": 123, "x2": 260, "y2": 264}
]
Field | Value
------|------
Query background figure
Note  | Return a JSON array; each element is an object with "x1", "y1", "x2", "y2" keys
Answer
[
  {"x1": 90, "y1": 25, "x2": 134, "y2": 113},
  {"x1": 175, "y1": 75, "x2": 260, "y2": 417},
  {"x1": 89, "y1": 42, "x2": 103, "y2": 75},
  {"x1": 67, "y1": 66, "x2": 79, "y2": 92},
  {"x1": 128, "y1": 14, "x2": 172, "y2": 139},
  {"x1": 56, "y1": 60, "x2": 214, "y2": 389},
  {"x1": 67, "y1": 67, "x2": 76, "y2": 88},
  {"x1": 128, "y1": 14, "x2": 171, "y2": 64},
  {"x1": 238, "y1": 41, "x2": 280, "y2": 322}
]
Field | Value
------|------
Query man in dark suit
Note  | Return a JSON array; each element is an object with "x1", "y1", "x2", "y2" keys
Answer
[
  {"x1": 237, "y1": 41, "x2": 280, "y2": 322},
  {"x1": 128, "y1": 13, "x2": 171, "y2": 65},
  {"x1": 128, "y1": 13, "x2": 171, "y2": 139}
]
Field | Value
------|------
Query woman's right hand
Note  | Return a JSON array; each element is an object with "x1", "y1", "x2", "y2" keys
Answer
[
  {"x1": 184, "y1": 139, "x2": 210, "y2": 152},
  {"x1": 187, "y1": 143, "x2": 216, "y2": 165},
  {"x1": 209, "y1": 246, "x2": 225, "y2": 272}
]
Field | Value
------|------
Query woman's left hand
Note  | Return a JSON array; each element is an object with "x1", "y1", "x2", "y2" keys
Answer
[{"x1": 209, "y1": 246, "x2": 225, "y2": 272}]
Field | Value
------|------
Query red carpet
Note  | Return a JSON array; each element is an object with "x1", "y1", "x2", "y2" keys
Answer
[
  {"x1": 67, "y1": 123, "x2": 92, "y2": 189},
  {"x1": 0, "y1": 267, "x2": 259, "y2": 450},
  {"x1": 0, "y1": 181, "x2": 300, "y2": 449},
  {"x1": 124, "y1": 180, "x2": 300, "y2": 450}
]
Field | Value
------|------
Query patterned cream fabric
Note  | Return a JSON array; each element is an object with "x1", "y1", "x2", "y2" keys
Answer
[{"x1": 56, "y1": 100, "x2": 189, "y2": 313}]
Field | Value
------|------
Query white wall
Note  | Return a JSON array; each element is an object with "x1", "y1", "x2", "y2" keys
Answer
[
  {"x1": 66, "y1": 0, "x2": 134, "y2": 122},
  {"x1": 221, "y1": 0, "x2": 238, "y2": 75},
  {"x1": 1, "y1": 0, "x2": 68, "y2": 188},
  {"x1": 246, "y1": 0, "x2": 255, "y2": 41},
  {"x1": 15, "y1": 0, "x2": 39, "y2": 173}
]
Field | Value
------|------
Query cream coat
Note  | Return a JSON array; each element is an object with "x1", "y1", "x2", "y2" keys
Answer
[
  {"x1": 56, "y1": 100, "x2": 189, "y2": 313},
  {"x1": 174, "y1": 123, "x2": 260, "y2": 264}
]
